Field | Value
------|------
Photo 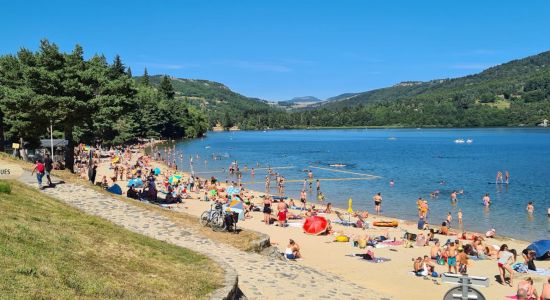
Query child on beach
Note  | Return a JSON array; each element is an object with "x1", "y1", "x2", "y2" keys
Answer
[
  {"x1": 446, "y1": 212, "x2": 452, "y2": 227},
  {"x1": 456, "y1": 249, "x2": 469, "y2": 274},
  {"x1": 457, "y1": 209, "x2": 463, "y2": 224}
]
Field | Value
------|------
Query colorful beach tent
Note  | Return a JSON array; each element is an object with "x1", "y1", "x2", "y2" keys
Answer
[
  {"x1": 127, "y1": 178, "x2": 144, "y2": 188},
  {"x1": 527, "y1": 240, "x2": 550, "y2": 260},
  {"x1": 154, "y1": 167, "x2": 161, "y2": 175},
  {"x1": 107, "y1": 184, "x2": 122, "y2": 195},
  {"x1": 303, "y1": 216, "x2": 328, "y2": 235}
]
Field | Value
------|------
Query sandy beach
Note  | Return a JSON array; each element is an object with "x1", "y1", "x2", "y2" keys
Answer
[{"x1": 95, "y1": 145, "x2": 550, "y2": 300}]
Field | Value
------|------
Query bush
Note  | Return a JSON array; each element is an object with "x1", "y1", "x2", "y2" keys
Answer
[{"x1": 0, "y1": 181, "x2": 11, "y2": 194}]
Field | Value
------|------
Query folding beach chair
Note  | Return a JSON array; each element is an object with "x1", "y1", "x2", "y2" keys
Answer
[{"x1": 334, "y1": 211, "x2": 355, "y2": 226}]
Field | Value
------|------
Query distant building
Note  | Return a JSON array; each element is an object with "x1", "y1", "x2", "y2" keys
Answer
[
  {"x1": 228, "y1": 125, "x2": 240, "y2": 131},
  {"x1": 538, "y1": 119, "x2": 548, "y2": 127}
]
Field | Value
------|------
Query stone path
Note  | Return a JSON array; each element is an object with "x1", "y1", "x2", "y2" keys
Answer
[{"x1": 18, "y1": 172, "x2": 389, "y2": 300}]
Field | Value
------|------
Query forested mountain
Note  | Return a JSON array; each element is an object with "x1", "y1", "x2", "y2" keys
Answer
[
  {"x1": 285, "y1": 51, "x2": 550, "y2": 127},
  {"x1": 277, "y1": 96, "x2": 323, "y2": 109},
  {"x1": 135, "y1": 75, "x2": 285, "y2": 129},
  {"x1": 319, "y1": 51, "x2": 550, "y2": 112},
  {"x1": 138, "y1": 50, "x2": 550, "y2": 129}
]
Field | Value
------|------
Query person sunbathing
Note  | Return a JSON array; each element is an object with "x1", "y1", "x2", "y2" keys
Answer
[
  {"x1": 284, "y1": 239, "x2": 301, "y2": 259},
  {"x1": 541, "y1": 277, "x2": 550, "y2": 300},
  {"x1": 413, "y1": 257, "x2": 424, "y2": 276},
  {"x1": 516, "y1": 277, "x2": 537, "y2": 300},
  {"x1": 324, "y1": 202, "x2": 333, "y2": 214}
]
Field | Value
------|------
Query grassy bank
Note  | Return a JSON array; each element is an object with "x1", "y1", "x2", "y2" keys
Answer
[
  {"x1": 0, "y1": 154, "x2": 264, "y2": 252},
  {"x1": 0, "y1": 180, "x2": 223, "y2": 299}
]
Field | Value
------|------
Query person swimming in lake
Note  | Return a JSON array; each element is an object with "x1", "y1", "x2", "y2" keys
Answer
[
  {"x1": 450, "y1": 191, "x2": 457, "y2": 202},
  {"x1": 496, "y1": 171, "x2": 504, "y2": 184},
  {"x1": 389, "y1": 179, "x2": 395, "y2": 187},
  {"x1": 505, "y1": 170, "x2": 510, "y2": 184},
  {"x1": 526, "y1": 201, "x2": 534, "y2": 214},
  {"x1": 483, "y1": 193, "x2": 491, "y2": 206}
]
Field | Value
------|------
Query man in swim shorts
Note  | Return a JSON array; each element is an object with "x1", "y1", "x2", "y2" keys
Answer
[
  {"x1": 446, "y1": 242, "x2": 458, "y2": 273},
  {"x1": 373, "y1": 192, "x2": 382, "y2": 214}
]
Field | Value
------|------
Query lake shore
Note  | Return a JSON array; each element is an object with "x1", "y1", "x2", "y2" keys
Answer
[{"x1": 94, "y1": 143, "x2": 550, "y2": 300}]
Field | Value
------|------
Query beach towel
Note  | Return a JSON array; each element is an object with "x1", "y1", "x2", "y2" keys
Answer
[
  {"x1": 381, "y1": 240, "x2": 404, "y2": 246},
  {"x1": 365, "y1": 257, "x2": 391, "y2": 263},
  {"x1": 527, "y1": 268, "x2": 550, "y2": 276}
]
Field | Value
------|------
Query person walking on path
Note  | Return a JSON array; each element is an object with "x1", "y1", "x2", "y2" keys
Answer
[
  {"x1": 44, "y1": 154, "x2": 53, "y2": 186},
  {"x1": 31, "y1": 159, "x2": 45, "y2": 189}
]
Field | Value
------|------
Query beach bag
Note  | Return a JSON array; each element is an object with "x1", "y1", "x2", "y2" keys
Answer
[
  {"x1": 358, "y1": 239, "x2": 367, "y2": 249},
  {"x1": 437, "y1": 258, "x2": 445, "y2": 265},
  {"x1": 356, "y1": 220, "x2": 364, "y2": 228},
  {"x1": 404, "y1": 232, "x2": 417, "y2": 241},
  {"x1": 431, "y1": 271, "x2": 438, "y2": 277}
]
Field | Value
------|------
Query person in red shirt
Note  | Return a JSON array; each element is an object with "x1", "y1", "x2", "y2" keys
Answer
[{"x1": 31, "y1": 160, "x2": 45, "y2": 189}]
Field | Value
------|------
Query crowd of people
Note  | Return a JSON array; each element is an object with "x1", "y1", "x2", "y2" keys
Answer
[{"x1": 26, "y1": 143, "x2": 550, "y2": 299}]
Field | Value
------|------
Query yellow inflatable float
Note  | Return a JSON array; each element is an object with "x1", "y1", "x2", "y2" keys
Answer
[{"x1": 372, "y1": 220, "x2": 399, "y2": 227}]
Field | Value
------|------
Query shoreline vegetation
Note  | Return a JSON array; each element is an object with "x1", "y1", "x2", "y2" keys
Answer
[{"x1": 0, "y1": 179, "x2": 223, "y2": 299}]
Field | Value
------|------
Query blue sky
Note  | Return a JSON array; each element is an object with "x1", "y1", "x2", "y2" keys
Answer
[{"x1": 2, "y1": 0, "x2": 549, "y2": 100}]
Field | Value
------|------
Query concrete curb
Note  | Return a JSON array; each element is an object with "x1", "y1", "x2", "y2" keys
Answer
[{"x1": 207, "y1": 258, "x2": 240, "y2": 300}]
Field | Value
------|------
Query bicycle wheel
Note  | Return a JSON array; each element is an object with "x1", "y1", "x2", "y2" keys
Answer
[
  {"x1": 211, "y1": 212, "x2": 225, "y2": 231},
  {"x1": 199, "y1": 211, "x2": 210, "y2": 226}
]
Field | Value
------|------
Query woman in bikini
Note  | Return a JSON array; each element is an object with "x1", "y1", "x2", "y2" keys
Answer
[
  {"x1": 497, "y1": 244, "x2": 516, "y2": 286},
  {"x1": 263, "y1": 196, "x2": 272, "y2": 225}
]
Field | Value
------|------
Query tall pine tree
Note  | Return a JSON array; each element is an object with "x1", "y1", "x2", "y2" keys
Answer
[
  {"x1": 142, "y1": 68, "x2": 149, "y2": 86},
  {"x1": 159, "y1": 75, "x2": 175, "y2": 99}
]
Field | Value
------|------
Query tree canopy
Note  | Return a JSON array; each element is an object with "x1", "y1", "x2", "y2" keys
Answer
[{"x1": 0, "y1": 40, "x2": 208, "y2": 171}]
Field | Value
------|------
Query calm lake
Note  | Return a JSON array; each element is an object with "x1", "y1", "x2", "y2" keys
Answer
[{"x1": 164, "y1": 128, "x2": 550, "y2": 241}]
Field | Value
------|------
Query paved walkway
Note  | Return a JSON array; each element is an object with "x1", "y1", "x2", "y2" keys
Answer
[{"x1": 19, "y1": 172, "x2": 389, "y2": 300}]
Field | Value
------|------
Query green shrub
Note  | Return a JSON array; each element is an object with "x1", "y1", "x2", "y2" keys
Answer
[{"x1": 0, "y1": 181, "x2": 11, "y2": 194}]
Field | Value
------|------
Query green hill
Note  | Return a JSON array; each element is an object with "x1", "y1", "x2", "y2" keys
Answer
[
  {"x1": 135, "y1": 50, "x2": 550, "y2": 129},
  {"x1": 297, "y1": 50, "x2": 550, "y2": 127},
  {"x1": 135, "y1": 75, "x2": 284, "y2": 129}
]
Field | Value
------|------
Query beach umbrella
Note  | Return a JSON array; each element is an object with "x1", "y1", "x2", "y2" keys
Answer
[
  {"x1": 127, "y1": 178, "x2": 144, "y2": 188},
  {"x1": 225, "y1": 200, "x2": 245, "y2": 220},
  {"x1": 107, "y1": 184, "x2": 122, "y2": 195},
  {"x1": 303, "y1": 216, "x2": 328, "y2": 235},
  {"x1": 168, "y1": 176, "x2": 180, "y2": 184},
  {"x1": 228, "y1": 199, "x2": 244, "y2": 210},
  {"x1": 226, "y1": 186, "x2": 240, "y2": 196},
  {"x1": 527, "y1": 240, "x2": 550, "y2": 260},
  {"x1": 154, "y1": 167, "x2": 161, "y2": 175}
]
